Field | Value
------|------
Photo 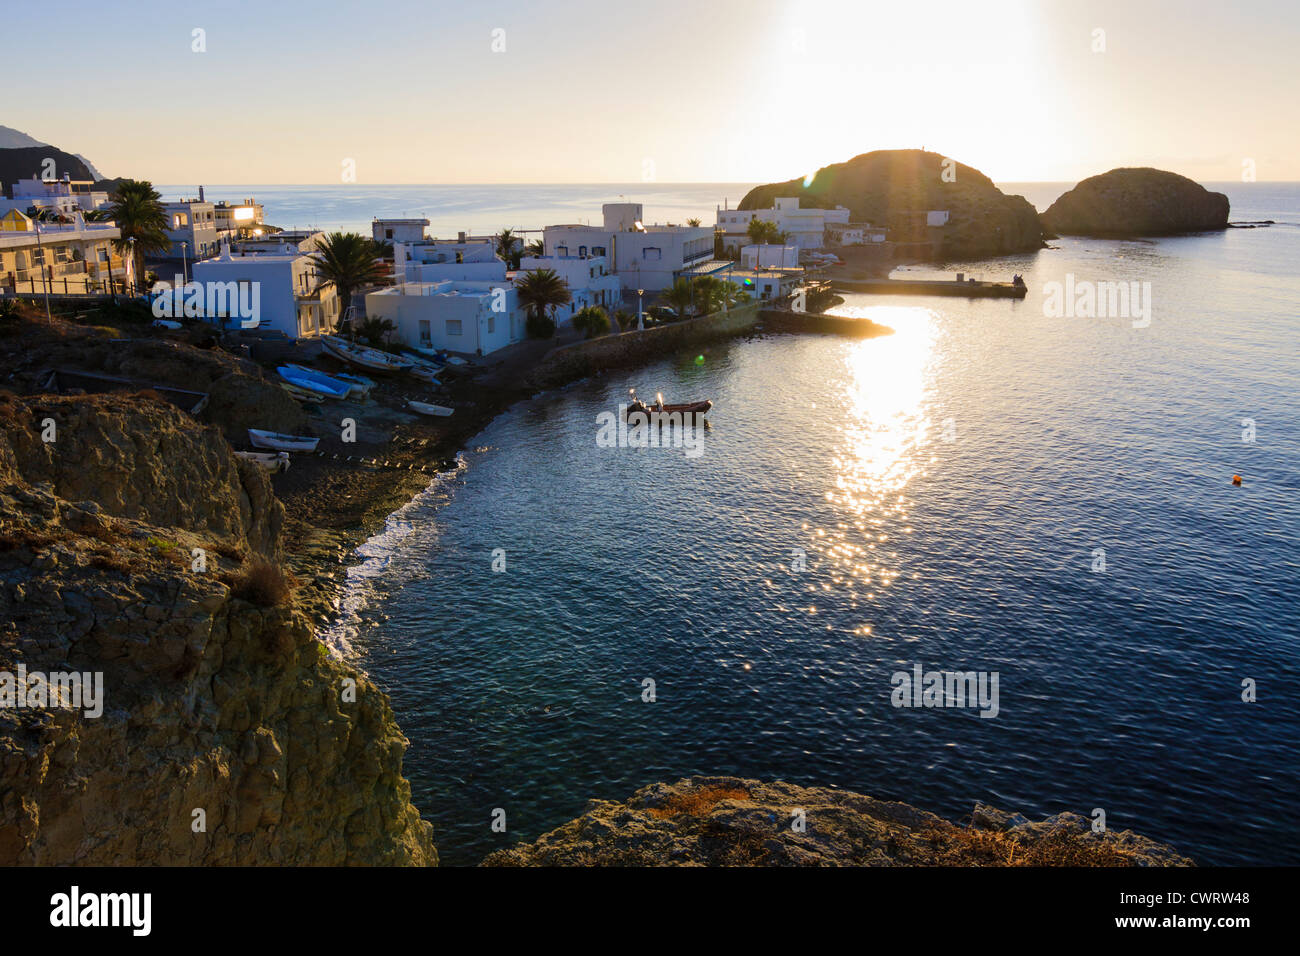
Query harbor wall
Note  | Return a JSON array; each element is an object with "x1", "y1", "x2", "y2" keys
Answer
[{"x1": 527, "y1": 302, "x2": 761, "y2": 389}]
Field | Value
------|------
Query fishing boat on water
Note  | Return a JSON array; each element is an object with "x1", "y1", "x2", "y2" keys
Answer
[
  {"x1": 248, "y1": 428, "x2": 320, "y2": 452},
  {"x1": 626, "y1": 388, "x2": 713, "y2": 419},
  {"x1": 234, "y1": 450, "x2": 290, "y2": 473},
  {"x1": 322, "y1": 335, "x2": 415, "y2": 373},
  {"x1": 278, "y1": 365, "x2": 354, "y2": 399},
  {"x1": 407, "y1": 400, "x2": 454, "y2": 417}
]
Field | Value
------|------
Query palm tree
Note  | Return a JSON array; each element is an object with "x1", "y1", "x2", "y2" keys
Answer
[
  {"x1": 307, "y1": 232, "x2": 390, "y2": 324},
  {"x1": 106, "y1": 180, "x2": 169, "y2": 290},
  {"x1": 687, "y1": 217, "x2": 702, "y2": 227},
  {"x1": 515, "y1": 268, "x2": 571, "y2": 338},
  {"x1": 662, "y1": 278, "x2": 697, "y2": 319},
  {"x1": 572, "y1": 305, "x2": 611, "y2": 339},
  {"x1": 524, "y1": 238, "x2": 544, "y2": 257},
  {"x1": 691, "y1": 275, "x2": 735, "y2": 314},
  {"x1": 495, "y1": 228, "x2": 523, "y2": 268}
]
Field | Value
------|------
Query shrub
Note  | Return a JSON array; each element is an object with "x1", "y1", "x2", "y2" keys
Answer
[
  {"x1": 526, "y1": 312, "x2": 556, "y2": 339},
  {"x1": 223, "y1": 558, "x2": 295, "y2": 607},
  {"x1": 572, "y1": 306, "x2": 611, "y2": 339}
]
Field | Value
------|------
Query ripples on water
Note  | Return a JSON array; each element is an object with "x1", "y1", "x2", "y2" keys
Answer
[{"x1": 326, "y1": 188, "x2": 1300, "y2": 865}]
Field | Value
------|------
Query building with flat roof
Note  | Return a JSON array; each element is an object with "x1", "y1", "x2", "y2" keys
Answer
[
  {"x1": 190, "y1": 235, "x2": 338, "y2": 339},
  {"x1": 716, "y1": 197, "x2": 851, "y2": 252},
  {"x1": 1, "y1": 209, "x2": 133, "y2": 295},
  {"x1": 543, "y1": 203, "x2": 714, "y2": 291}
]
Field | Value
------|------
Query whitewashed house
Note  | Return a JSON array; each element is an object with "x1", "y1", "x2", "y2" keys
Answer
[
  {"x1": 1, "y1": 175, "x2": 109, "y2": 217},
  {"x1": 517, "y1": 254, "x2": 621, "y2": 321},
  {"x1": 1, "y1": 209, "x2": 133, "y2": 295},
  {"x1": 543, "y1": 203, "x2": 717, "y2": 291},
  {"x1": 162, "y1": 197, "x2": 219, "y2": 261},
  {"x1": 190, "y1": 236, "x2": 338, "y2": 338},
  {"x1": 365, "y1": 279, "x2": 525, "y2": 356},
  {"x1": 740, "y1": 244, "x2": 800, "y2": 270},
  {"x1": 373, "y1": 218, "x2": 429, "y2": 244},
  {"x1": 715, "y1": 197, "x2": 851, "y2": 253}
]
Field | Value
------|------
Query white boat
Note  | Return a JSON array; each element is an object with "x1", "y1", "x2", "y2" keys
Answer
[
  {"x1": 405, "y1": 361, "x2": 442, "y2": 385},
  {"x1": 333, "y1": 372, "x2": 376, "y2": 397},
  {"x1": 248, "y1": 428, "x2": 320, "y2": 452},
  {"x1": 234, "y1": 450, "x2": 290, "y2": 473},
  {"x1": 322, "y1": 335, "x2": 415, "y2": 373},
  {"x1": 407, "y1": 400, "x2": 454, "y2": 417},
  {"x1": 152, "y1": 319, "x2": 183, "y2": 330}
]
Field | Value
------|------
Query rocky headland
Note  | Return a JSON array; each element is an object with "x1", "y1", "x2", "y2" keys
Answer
[
  {"x1": 1041, "y1": 167, "x2": 1230, "y2": 237},
  {"x1": 739, "y1": 149, "x2": 1046, "y2": 260},
  {"x1": 483, "y1": 776, "x2": 1193, "y2": 866}
]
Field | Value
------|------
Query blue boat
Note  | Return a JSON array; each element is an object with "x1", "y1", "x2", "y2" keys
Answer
[{"x1": 277, "y1": 365, "x2": 353, "y2": 399}]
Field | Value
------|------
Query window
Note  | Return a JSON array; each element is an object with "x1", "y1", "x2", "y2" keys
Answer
[
  {"x1": 385, "y1": 229, "x2": 393, "y2": 239},
  {"x1": 487, "y1": 315, "x2": 495, "y2": 334},
  {"x1": 643, "y1": 247, "x2": 661, "y2": 261},
  {"x1": 578, "y1": 245, "x2": 587, "y2": 258},
  {"x1": 447, "y1": 319, "x2": 463, "y2": 336},
  {"x1": 593, "y1": 245, "x2": 605, "y2": 257},
  {"x1": 556, "y1": 245, "x2": 568, "y2": 257}
]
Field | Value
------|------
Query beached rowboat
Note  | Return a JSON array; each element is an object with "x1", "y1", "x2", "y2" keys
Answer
[
  {"x1": 248, "y1": 428, "x2": 320, "y2": 452},
  {"x1": 321, "y1": 335, "x2": 415, "y2": 373},
  {"x1": 407, "y1": 400, "x2": 454, "y2": 417},
  {"x1": 278, "y1": 365, "x2": 353, "y2": 399}
]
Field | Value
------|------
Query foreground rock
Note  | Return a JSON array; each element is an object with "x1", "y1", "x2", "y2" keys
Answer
[
  {"x1": 1041, "y1": 168, "x2": 1229, "y2": 237},
  {"x1": 739, "y1": 149, "x2": 1045, "y2": 259},
  {"x1": 0, "y1": 392, "x2": 435, "y2": 864},
  {"x1": 483, "y1": 776, "x2": 1192, "y2": 866}
]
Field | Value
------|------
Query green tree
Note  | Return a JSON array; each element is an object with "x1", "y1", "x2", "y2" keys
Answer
[
  {"x1": 106, "y1": 180, "x2": 169, "y2": 290},
  {"x1": 746, "y1": 218, "x2": 787, "y2": 245},
  {"x1": 495, "y1": 228, "x2": 522, "y2": 268},
  {"x1": 611, "y1": 308, "x2": 635, "y2": 331},
  {"x1": 686, "y1": 217, "x2": 702, "y2": 227},
  {"x1": 307, "y1": 232, "x2": 389, "y2": 322},
  {"x1": 524, "y1": 238, "x2": 545, "y2": 257},
  {"x1": 662, "y1": 277, "x2": 697, "y2": 319},
  {"x1": 515, "y1": 267, "x2": 571, "y2": 338},
  {"x1": 572, "y1": 305, "x2": 611, "y2": 339}
]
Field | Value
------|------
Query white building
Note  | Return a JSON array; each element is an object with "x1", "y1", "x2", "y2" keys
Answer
[
  {"x1": 715, "y1": 197, "x2": 851, "y2": 253},
  {"x1": 190, "y1": 236, "x2": 339, "y2": 339},
  {"x1": 543, "y1": 203, "x2": 716, "y2": 291},
  {"x1": 826, "y1": 222, "x2": 887, "y2": 246},
  {"x1": 213, "y1": 198, "x2": 266, "y2": 242},
  {"x1": 740, "y1": 244, "x2": 799, "y2": 270},
  {"x1": 1, "y1": 209, "x2": 134, "y2": 295},
  {"x1": 1, "y1": 175, "x2": 109, "y2": 217},
  {"x1": 517, "y1": 255, "x2": 621, "y2": 315},
  {"x1": 162, "y1": 198, "x2": 219, "y2": 261},
  {"x1": 366, "y1": 279, "x2": 525, "y2": 356},
  {"x1": 373, "y1": 218, "x2": 429, "y2": 245},
  {"x1": 396, "y1": 239, "x2": 506, "y2": 283}
]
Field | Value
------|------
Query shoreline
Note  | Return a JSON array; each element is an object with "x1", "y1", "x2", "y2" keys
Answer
[{"x1": 283, "y1": 299, "x2": 888, "y2": 633}]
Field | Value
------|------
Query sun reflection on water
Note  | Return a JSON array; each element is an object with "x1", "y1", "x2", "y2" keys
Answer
[{"x1": 808, "y1": 305, "x2": 938, "y2": 616}]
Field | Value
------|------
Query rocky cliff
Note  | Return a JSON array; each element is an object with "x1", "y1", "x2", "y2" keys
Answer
[
  {"x1": 483, "y1": 776, "x2": 1192, "y2": 866},
  {"x1": 739, "y1": 149, "x2": 1045, "y2": 259},
  {"x1": 1041, "y1": 168, "x2": 1230, "y2": 237},
  {"x1": 0, "y1": 391, "x2": 435, "y2": 864}
]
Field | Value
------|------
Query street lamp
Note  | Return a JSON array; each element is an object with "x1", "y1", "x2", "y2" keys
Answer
[
  {"x1": 636, "y1": 288, "x2": 644, "y2": 331},
  {"x1": 181, "y1": 241, "x2": 188, "y2": 288},
  {"x1": 126, "y1": 237, "x2": 136, "y2": 296},
  {"x1": 33, "y1": 219, "x2": 51, "y2": 322}
]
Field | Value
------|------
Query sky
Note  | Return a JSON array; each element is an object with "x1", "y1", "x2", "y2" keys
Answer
[{"x1": 5, "y1": 0, "x2": 1298, "y2": 184}]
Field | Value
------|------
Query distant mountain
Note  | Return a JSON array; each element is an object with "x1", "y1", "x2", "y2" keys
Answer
[
  {"x1": 739, "y1": 149, "x2": 1045, "y2": 259},
  {"x1": 0, "y1": 147, "x2": 96, "y2": 197},
  {"x1": 0, "y1": 124, "x2": 105, "y2": 182}
]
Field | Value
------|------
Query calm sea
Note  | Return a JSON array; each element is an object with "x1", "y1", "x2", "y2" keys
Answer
[{"x1": 306, "y1": 182, "x2": 1299, "y2": 866}]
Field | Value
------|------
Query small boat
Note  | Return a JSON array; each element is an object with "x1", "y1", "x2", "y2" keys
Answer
[
  {"x1": 234, "y1": 450, "x2": 290, "y2": 473},
  {"x1": 283, "y1": 364, "x2": 364, "y2": 398},
  {"x1": 407, "y1": 400, "x2": 454, "y2": 417},
  {"x1": 322, "y1": 335, "x2": 414, "y2": 373},
  {"x1": 278, "y1": 365, "x2": 353, "y2": 399},
  {"x1": 626, "y1": 389, "x2": 712, "y2": 419},
  {"x1": 248, "y1": 428, "x2": 320, "y2": 452},
  {"x1": 152, "y1": 319, "x2": 183, "y2": 330},
  {"x1": 405, "y1": 360, "x2": 442, "y2": 385},
  {"x1": 402, "y1": 345, "x2": 468, "y2": 367},
  {"x1": 333, "y1": 372, "x2": 376, "y2": 397},
  {"x1": 280, "y1": 382, "x2": 325, "y2": 403}
]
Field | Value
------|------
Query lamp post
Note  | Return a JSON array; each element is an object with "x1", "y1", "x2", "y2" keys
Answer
[
  {"x1": 33, "y1": 220, "x2": 51, "y2": 322},
  {"x1": 181, "y1": 241, "x2": 189, "y2": 286},
  {"x1": 636, "y1": 288, "x2": 644, "y2": 331},
  {"x1": 126, "y1": 237, "x2": 136, "y2": 296}
]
